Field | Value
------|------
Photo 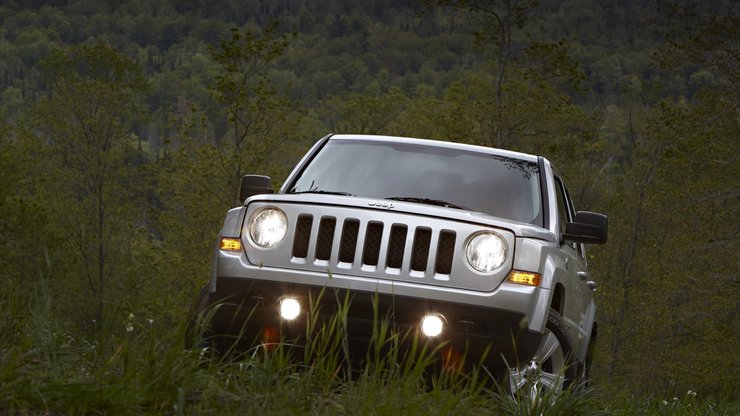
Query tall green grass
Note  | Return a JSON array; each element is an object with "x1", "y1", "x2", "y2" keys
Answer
[{"x1": 1, "y1": 281, "x2": 737, "y2": 415}]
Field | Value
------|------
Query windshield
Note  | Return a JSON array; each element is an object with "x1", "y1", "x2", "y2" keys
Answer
[{"x1": 288, "y1": 139, "x2": 542, "y2": 226}]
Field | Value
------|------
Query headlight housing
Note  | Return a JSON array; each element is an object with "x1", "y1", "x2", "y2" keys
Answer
[
  {"x1": 465, "y1": 232, "x2": 507, "y2": 273},
  {"x1": 248, "y1": 208, "x2": 288, "y2": 248}
]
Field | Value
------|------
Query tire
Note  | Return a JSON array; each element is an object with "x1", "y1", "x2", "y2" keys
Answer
[
  {"x1": 184, "y1": 284, "x2": 214, "y2": 350},
  {"x1": 508, "y1": 309, "x2": 578, "y2": 396},
  {"x1": 580, "y1": 330, "x2": 596, "y2": 390}
]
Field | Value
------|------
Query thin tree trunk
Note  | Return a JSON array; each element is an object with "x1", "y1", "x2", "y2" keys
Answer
[{"x1": 607, "y1": 149, "x2": 660, "y2": 378}]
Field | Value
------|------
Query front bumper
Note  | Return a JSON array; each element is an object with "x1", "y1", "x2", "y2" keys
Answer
[
  {"x1": 207, "y1": 275, "x2": 544, "y2": 371},
  {"x1": 214, "y1": 249, "x2": 551, "y2": 333}
]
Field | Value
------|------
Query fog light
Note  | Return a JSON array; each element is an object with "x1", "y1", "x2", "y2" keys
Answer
[
  {"x1": 279, "y1": 298, "x2": 300, "y2": 320},
  {"x1": 421, "y1": 314, "x2": 445, "y2": 337}
]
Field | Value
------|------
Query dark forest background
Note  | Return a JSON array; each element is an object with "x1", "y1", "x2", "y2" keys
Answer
[{"x1": 0, "y1": 0, "x2": 737, "y2": 410}]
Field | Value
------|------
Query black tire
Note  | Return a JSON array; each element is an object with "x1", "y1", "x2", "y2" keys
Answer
[
  {"x1": 579, "y1": 330, "x2": 596, "y2": 390},
  {"x1": 184, "y1": 284, "x2": 213, "y2": 350}
]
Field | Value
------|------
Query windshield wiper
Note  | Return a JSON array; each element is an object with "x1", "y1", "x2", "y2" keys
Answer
[
  {"x1": 385, "y1": 196, "x2": 468, "y2": 210},
  {"x1": 291, "y1": 190, "x2": 355, "y2": 196}
]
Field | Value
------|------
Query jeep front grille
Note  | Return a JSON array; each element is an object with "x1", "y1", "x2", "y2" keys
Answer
[
  {"x1": 243, "y1": 201, "x2": 516, "y2": 291},
  {"x1": 291, "y1": 214, "x2": 457, "y2": 276}
]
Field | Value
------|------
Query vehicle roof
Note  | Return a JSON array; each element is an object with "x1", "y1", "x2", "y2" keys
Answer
[{"x1": 328, "y1": 134, "x2": 541, "y2": 163}]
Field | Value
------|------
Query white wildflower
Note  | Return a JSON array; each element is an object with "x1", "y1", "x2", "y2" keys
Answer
[
  {"x1": 147, "y1": 318, "x2": 154, "y2": 325},
  {"x1": 661, "y1": 400, "x2": 668, "y2": 406},
  {"x1": 126, "y1": 324, "x2": 134, "y2": 332},
  {"x1": 128, "y1": 313, "x2": 135, "y2": 320}
]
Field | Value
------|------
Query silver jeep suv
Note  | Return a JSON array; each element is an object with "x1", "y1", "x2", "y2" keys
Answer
[{"x1": 194, "y1": 134, "x2": 607, "y2": 392}]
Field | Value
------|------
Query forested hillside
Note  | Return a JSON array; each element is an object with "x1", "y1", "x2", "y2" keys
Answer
[{"x1": 1, "y1": 0, "x2": 737, "y2": 412}]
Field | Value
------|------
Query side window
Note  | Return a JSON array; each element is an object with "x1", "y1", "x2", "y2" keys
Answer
[
  {"x1": 554, "y1": 177, "x2": 579, "y2": 253},
  {"x1": 554, "y1": 177, "x2": 570, "y2": 237}
]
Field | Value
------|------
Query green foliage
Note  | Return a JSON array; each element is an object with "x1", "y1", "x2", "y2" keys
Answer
[{"x1": 322, "y1": 87, "x2": 409, "y2": 134}]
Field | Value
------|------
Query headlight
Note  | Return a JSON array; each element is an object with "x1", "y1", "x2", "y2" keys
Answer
[
  {"x1": 248, "y1": 208, "x2": 288, "y2": 248},
  {"x1": 465, "y1": 232, "x2": 507, "y2": 273}
]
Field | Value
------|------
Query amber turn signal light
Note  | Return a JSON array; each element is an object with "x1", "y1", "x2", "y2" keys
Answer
[
  {"x1": 507, "y1": 270, "x2": 542, "y2": 287},
  {"x1": 220, "y1": 238, "x2": 242, "y2": 251}
]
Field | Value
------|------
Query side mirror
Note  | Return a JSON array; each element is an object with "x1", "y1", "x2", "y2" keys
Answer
[
  {"x1": 240, "y1": 175, "x2": 273, "y2": 202},
  {"x1": 563, "y1": 211, "x2": 608, "y2": 244}
]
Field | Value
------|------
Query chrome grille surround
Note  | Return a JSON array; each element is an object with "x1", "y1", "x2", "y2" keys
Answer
[{"x1": 243, "y1": 202, "x2": 516, "y2": 292}]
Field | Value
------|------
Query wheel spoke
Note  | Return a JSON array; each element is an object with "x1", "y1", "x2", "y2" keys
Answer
[
  {"x1": 538, "y1": 370, "x2": 564, "y2": 391},
  {"x1": 508, "y1": 369, "x2": 528, "y2": 391}
]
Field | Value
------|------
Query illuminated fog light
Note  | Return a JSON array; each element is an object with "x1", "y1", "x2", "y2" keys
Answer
[
  {"x1": 465, "y1": 232, "x2": 507, "y2": 273},
  {"x1": 421, "y1": 314, "x2": 445, "y2": 337},
  {"x1": 279, "y1": 298, "x2": 300, "y2": 320},
  {"x1": 249, "y1": 208, "x2": 288, "y2": 248}
]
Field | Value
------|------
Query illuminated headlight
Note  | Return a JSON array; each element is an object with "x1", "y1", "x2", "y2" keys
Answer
[
  {"x1": 465, "y1": 232, "x2": 507, "y2": 273},
  {"x1": 421, "y1": 314, "x2": 445, "y2": 337},
  {"x1": 248, "y1": 208, "x2": 287, "y2": 248},
  {"x1": 279, "y1": 297, "x2": 300, "y2": 320}
]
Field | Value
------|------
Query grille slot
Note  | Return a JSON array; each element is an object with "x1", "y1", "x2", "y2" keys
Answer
[
  {"x1": 411, "y1": 227, "x2": 432, "y2": 272},
  {"x1": 292, "y1": 214, "x2": 313, "y2": 258},
  {"x1": 339, "y1": 219, "x2": 360, "y2": 263},
  {"x1": 386, "y1": 225, "x2": 408, "y2": 269},
  {"x1": 316, "y1": 217, "x2": 336, "y2": 261},
  {"x1": 362, "y1": 221, "x2": 384, "y2": 266},
  {"x1": 435, "y1": 230, "x2": 456, "y2": 275}
]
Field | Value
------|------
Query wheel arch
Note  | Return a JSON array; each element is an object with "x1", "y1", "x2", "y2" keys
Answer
[{"x1": 550, "y1": 282, "x2": 565, "y2": 315}]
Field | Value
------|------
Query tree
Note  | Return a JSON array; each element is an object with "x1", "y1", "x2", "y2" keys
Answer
[
  {"x1": 208, "y1": 22, "x2": 298, "y2": 205},
  {"x1": 33, "y1": 39, "x2": 149, "y2": 328}
]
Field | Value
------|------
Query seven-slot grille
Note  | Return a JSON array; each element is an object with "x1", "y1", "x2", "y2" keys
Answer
[
  {"x1": 291, "y1": 214, "x2": 456, "y2": 276},
  {"x1": 243, "y1": 202, "x2": 515, "y2": 291}
]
